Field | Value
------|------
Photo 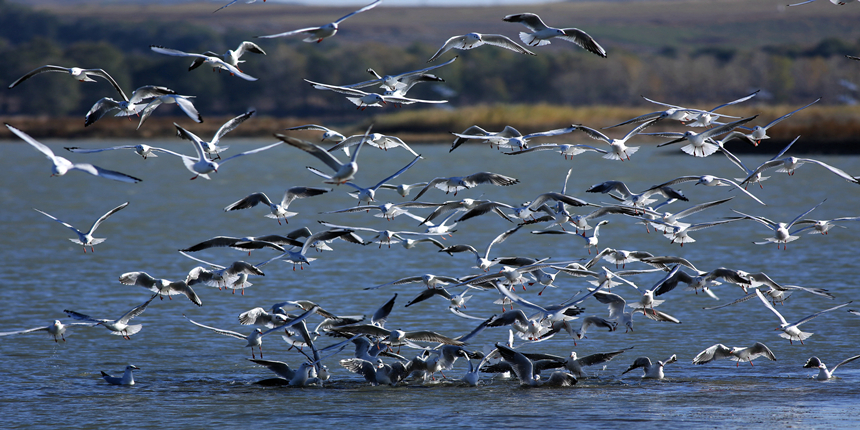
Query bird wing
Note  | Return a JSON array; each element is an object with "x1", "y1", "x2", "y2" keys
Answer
[
  {"x1": 557, "y1": 28, "x2": 607, "y2": 57},
  {"x1": 577, "y1": 347, "x2": 633, "y2": 367},
  {"x1": 760, "y1": 98, "x2": 821, "y2": 130},
  {"x1": 502, "y1": 13, "x2": 549, "y2": 32},
  {"x1": 87, "y1": 201, "x2": 129, "y2": 235},
  {"x1": 117, "y1": 294, "x2": 157, "y2": 325},
  {"x1": 7, "y1": 123, "x2": 58, "y2": 160},
  {"x1": 692, "y1": 344, "x2": 732, "y2": 364},
  {"x1": 831, "y1": 354, "x2": 860, "y2": 372},
  {"x1": 212, "y1": 110, "x2": 255, "y2": 146},
  {"x1": 372, "y1": 294, "x2": 398, "y2": 327},
  {"x1": 184, "y1": 315, "x2": 247, "y2": 340},
  {"x1": 248, "y1": 359, "x2": 296, "y2": 379},
  {"x1": 427, "y1": 35, "x2": 468, "y2": 62},
  {"x1": 218, "y1": 141, "x2": 283, "y2": 167},
  {"x1": 8, "y1": 65, "x2": 71, "y2": 89},
  {"x1": 224, "y1": 192, "x2": 272, "y2": 211},
  {"x1": 34, "y1": 208, "x2": 83, "y2": 237},
  {"x1": 479, "y1": 34, "x2": 536, "y2": 56},
  {"x1": 276, "y1": 134, "x2": 345, "y2": 173},
  {"x1": 334, "y1": 0, "x2": 382, "y2": 24},
  {"x1": 792, "y1": 301, "x2": 852, "y2": 327},
  {"x1": 754, "y1": 288, "x2": 789, "y2": 325}
]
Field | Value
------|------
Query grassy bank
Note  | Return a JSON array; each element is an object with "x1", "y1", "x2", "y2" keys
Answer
[{"x1": 2, "y1": 103, "x2": 858, "y2": 153}]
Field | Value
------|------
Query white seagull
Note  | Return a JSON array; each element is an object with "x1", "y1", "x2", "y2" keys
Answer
[
  {"x1": 736, "y1": 98, "x2": 820, "y2": 145},
  {"x1": 732, "y1": 200, "x2": 827, "y2": 249},
  {"x1": 137, "y1": 94, "x2": 203, "y2": 129},
  {"x1": 256, "y1": 0, "x2": 382, "y2": 43},
  {"x1": 285, "y1": 124, "x2": 346, "y2": 143},
  {"x1": 692, "y1": 342, "x2": 776, "y2": 367},
  {"x1": 223, "y1": 186, "x2": 332, "y2": 225},
  {"x1": 450, "y1": 124, "x2": 579, "y2": 152},
  {"x1": 411, "y1": 172, "x2": 519, "y2": 200},
  {"x1": 755, "y1": 289, "x2": 852, "y2": 344},
  {"x1": 150, "y1": 45, "x2": 258, "y2": 81},
  {"x1": 427, "y1": 33, "x2": 535, "y2": 62},
  {"x1": 183, "y1": 306, "x2": 318, "y2": 359},
  {"x1": 174, "y1": 110, "x2": 256, "y2": 160},
  {"x1": 119, "y1": 271, "x2": 203, "y2": 306},
  {"x1": 171, "y1": 123, "x2": 282, "y2": 180},
  {"x1": 186, "y1": 41, "x2": 266, "y2": 73},
  {"x1": 573, "y1": 118, "x2": 659, "y2": 161},
  {"x1": 34, "y1": 202, "x2": 129, "y2": 253},
  {"x1": 8, "y1": 65, "x2": 123, "y2": 89},
  {"x1": 0, "y1": 320, "x2": 94, "y2": 342},
  {"x1": 622, "y1": 354, "x2": 677, "y2": 379},
  {"x1": 502, "y1": 13, "x2": 606, "y2": 57},
  {"x1": 804, "y1": 355, "x2": 860, "y2": 380},
  {"x1": 8, "y1": 124, "x2": 141, "y2": 183},
  {"x1": 85, "y1": 85, "x2": 178, "y2": 127},
  {"x1": 648, "y1": 116, "x2": 758, "y2": 157},
  {"x1": 305, "y1": 79, "x2": 447, "y2": 110},
  {"x1": 64, "y1": 294, "x2": 157, "y2": 339},
  {"x1": 276, "y1": 126, "x2": 370, "y2": 184},
  {"x1": 64, "y1": 143, "x2": 178, "y2": 160},
  {"x1": 101, "y1": 365, "x2": 139, "y2": 386}
]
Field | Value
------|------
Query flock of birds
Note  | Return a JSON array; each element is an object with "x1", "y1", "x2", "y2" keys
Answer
[{"x1": 2, "y1": 0, "x2": 860, "y2": 388}]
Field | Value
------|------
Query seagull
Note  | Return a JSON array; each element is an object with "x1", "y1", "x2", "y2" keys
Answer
[
  {"x1": 256, "y1": 0, "x2": 382, "y2": 43},
  {"x1": 223, "y1": 187, "x2": 332, "y2": 225},
  {"x1": 0, "y1": 320, "x2": 94, "y2": 342},
  {"x1": 732, "y1": 200, "x2": 827, "y2": 249},
  {"x1": 449, "y1": 125, "x2": 522, "y2": 152},
  {"x1": 640, "y1": 91, "x2": 758, "y2": 128},
  {"x1": 308, "y1": 154, "x2": 421, "y2": 204},
  {"x1": 327, "y1": 133, "x2": 420, "y2": 157},
  {"x1": 622, "y1": 354, "x2": 677, "y2": 379},
  {"x1": 531, "y1": 220, "x2": 609, "y2": 254},
  {"x1": 563, "y1": 347, "x2": 632, "y2": 378},
  {"x1": 736, "y1": 98, "x2": 820, "y2": 145},
  {"x1": 427, "y1": 33, "x2": 535, "y2": 62},
  {"x1": 179, "y1": 235, "x2": 291, "y2": 254},
  {"x1": 304, "y1": 79, "x2": 448, "y2": 110},
  {"x1": 7, "y1": 124, "x2": 142, "y2": 183},
  {"x1": 439, "y1": 225, "x2": 521, "y2": 271},
  {"x1": 171, "y1": 123, "x2": 282, "y2": 180},
  {"x1": 650, "y1": 175, "x2": 766, "y2": 205},
  {"x1": 740, "y1": 151, "x2": 860, "y2": 186},
  {"x1": 249, "y1": 359, "x2": 320, "y2": 387},
  {"x1": 150, "y1": 45, "x2": 258, "y2": 81},
  {"x1": 64, "y1": 143, "x2": 178, "y2": 160},
  {"x1": 285, "y1": 124, "x2": 346, "y2": 144},
  {"x1": 258, "y1": 228, "x2": 362, "y2": 269},
  {"x1": 186, "y1": 41, "x2": 266, "y2": 73},
  {"x1": 450, "y1": 124, "x2": 579, "y2": 152},
  {"x1": 137, "y1": 94, "x2": 203, "y2": 129},
  {"x1": 183, "y1": 306, "x2": 318, "y2": 359},
  {"x1": 493, "y1": 343, "x2": 577, "y2": 387},
  {"x1": 793, "y1": 216, "x2": 860, "y2": 235},
  {"x1": 34, "y1": 202, "x2": 129, "y2": 253},
  {"x1": 692, "y1": 342, "x2": 776, "y2": 367},
  {"x1": 64, "y1": 294, "x2": 157, "y2": 339},
  {"x1": 85, "y1": 85, "x2": 179, "y2": 127},
  {"x1": 338, "y1": 56, "x2": 458, "y2": 93},
  {"x1": 804, "y1": 355, "x2": 860, "y2": 380},
  {"x1": 586, "y1": 180, "x2": 688, "y2": 211},
  {"x1": 119, "y1": 271, "x2": 202, "y2": 306},
  {"x1": 366, "y1": 273, "x2": 461, "y2": 291},
  {"x1": 504, "y1": 143, "x2": 609, "y2": 159},
  {"x1": 647, "y1": 116, "x2": 758, "y2": 157},
  {"x1": 8, "y1": 65, "x2": 124, "y2": 89},
  {"x1": 411, "y1": 172, "x2": 519, "y2": 200},
  {"x1": 174, "y1": 110, "x2": 256, "y2": 160},
  {"x1": 316, "y1": 220, "x2": 440, "y2": 249},
  {"x1": 276, "y1": 125, "x2": 370, "y2": 184},
  {"x1": 755, "y1": 289, "x2": 852, "y2": 344},
  {"x1": 101, "y1": 365, "x2": 139, "y2": 386},
  {"x1": 572, "y1": 118, "x2": 659, "y2": 161},
  {"x1": 502, "y1": 13, "x2": 606, "y2": 57}
]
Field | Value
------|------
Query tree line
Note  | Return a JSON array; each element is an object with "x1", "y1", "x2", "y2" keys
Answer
[{"x1": 1, "y1": 0, "x2": 859, "y2": 124}]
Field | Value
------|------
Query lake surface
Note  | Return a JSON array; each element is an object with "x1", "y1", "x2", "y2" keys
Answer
[{"x1": 1, "y1": 136, "x2": 859, "y2": 429}]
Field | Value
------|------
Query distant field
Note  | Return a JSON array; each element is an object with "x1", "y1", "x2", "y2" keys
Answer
[{"x1": 25, "y1": 0, "x2": 860, "y2": 53}]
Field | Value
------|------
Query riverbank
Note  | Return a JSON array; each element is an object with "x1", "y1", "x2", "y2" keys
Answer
[{"x1": 2, "y1": 104, "x2": 858, "y2": 153}]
